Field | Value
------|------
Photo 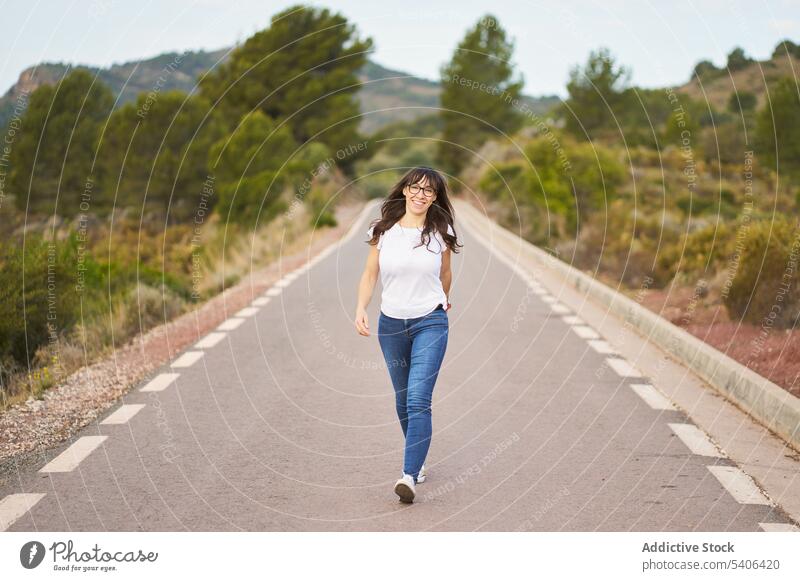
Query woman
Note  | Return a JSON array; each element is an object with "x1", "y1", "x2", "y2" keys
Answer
[{"x1": 354, "y1": 166, "x2": 461, "y2": 503}]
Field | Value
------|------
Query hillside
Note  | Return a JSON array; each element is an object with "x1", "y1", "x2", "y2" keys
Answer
[
  {"x1": 0, "y1": 49, "x2": 559, "y2": 135},
  {"x1": 673, "y1": 50, "x2": 800, "y2": 112},
  {"x1": 0, "y1": 49, "x2": 229, "y2": 131},
  {"x1": 355, "y1": 61, "x2": 561, "y2": 132}
]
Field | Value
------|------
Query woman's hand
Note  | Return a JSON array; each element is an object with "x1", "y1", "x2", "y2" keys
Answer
[{"x1": 354, "y1": 307, "x2": 370, "y2": 336}]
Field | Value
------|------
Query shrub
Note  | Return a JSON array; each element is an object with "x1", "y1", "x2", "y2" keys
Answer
[
  {"x1": 478, "y1": 161, "x2": 528, "y2": 203},
  {"x1": 122, "y1": 282, "x2": 186, "y2": 339},
  {"x1": 658, "y1": 222, "x2": 736, "y2": 284},
  {"x1": 0, "y1": 233, "x2": 81, "y2": 367},
  {"x1": 724, "y1": 218, "x2": 800, "y2": 327}
]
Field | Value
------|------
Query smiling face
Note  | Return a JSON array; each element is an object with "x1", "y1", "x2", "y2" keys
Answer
[{"x1": 404, "y1": 175, "x2": 437, "y2": 217}]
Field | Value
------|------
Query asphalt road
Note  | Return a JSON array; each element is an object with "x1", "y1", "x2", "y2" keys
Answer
[{"x1": 0, "y1": 202, "x2": 795, "y2": 531}]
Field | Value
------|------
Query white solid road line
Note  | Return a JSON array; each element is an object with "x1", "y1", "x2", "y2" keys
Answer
[
  {"x1": 265, "y1": 287, "x2": 283, "y2": 297},
  {"x1": 606, "y1": 357, "x2": 643, "y2": 378},
  {"x1": 140, "y1": 373, "x2": 180, "y2": 392},
  {"x1": 588, "y1": 339, "x2": 618, "y2": 355},
  {"x1": 252, "y1": 296, "x2": 271, "y2": 306},
  {"x1": 707, "y1": 466, "x2": 772, "y2": 505},
  {"x1": 235, "y1": 307, "x2": 259, "y2": 317},
  {"x1": 629, "y1": 384, "x2": 676, "y2": 410},
  {"x1": 759, "y1": 523, "x2": 800, "y2": 532},
  {"x1": 217, "y1": 318, "x2": 245, "y2": 331},
  {"x1": 572, "y1": 325, "x2": 600, "y2": 339},
  {"x1": 100, "y1": 404, "x2": 146, "y2": 425},
  {"x1": 195, "y1": 332, "x2": 227, "y2": 349},
  {"x1": 0, "y1": 493, "x2": 46, "y2": 531},
  {"x1": 668, "y1": 423, "x2": 724, "y2": 457},
  {"x1": 170, "y1": 351, "x2": 204, "y2": 368},
  {"x1": 39, "y1": 436, "x2": 107, "y2": 473}
]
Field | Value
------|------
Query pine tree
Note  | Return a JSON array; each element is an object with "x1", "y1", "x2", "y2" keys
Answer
[
  {"x1": 207, "y1": 110, "x2": 298, "y2": 226},
  {"x1": 756, "y1": 76, "x2": 800, "y2": 179},
  {"x1": 96, "y1": 91, "x2": 224, "y2": 220},
  {"x1": 10, "y1": 69, "x2": 113, "y2": 216},
  {"x1": 561, "y1": 47, "x2": 631, "y2": 140},
  {"x1": 437, "y1": 14, "x2": 525, "y2": 176},
  {"x1": 199, "y1": 4, "x2": 372, "y2": 174}
]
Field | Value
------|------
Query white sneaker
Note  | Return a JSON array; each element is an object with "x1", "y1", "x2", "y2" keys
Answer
[
  {"x1": 394, "y1": 473, "x2": 416, "y2": 503},
  {"x1": 399, "y1": 464, "x2": 426, "y2": 483}
]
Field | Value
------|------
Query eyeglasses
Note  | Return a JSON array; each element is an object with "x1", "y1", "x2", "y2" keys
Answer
[{"x1": 408, "y1": 184, "x2": 435, "y2": 198}]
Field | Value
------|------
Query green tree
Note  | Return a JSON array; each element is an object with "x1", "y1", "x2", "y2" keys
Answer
[
  {"x1": 756, "y1": 76, "x2": 800, "y2": 178},
  {"x1": 692, "y1": 59, "x2": 720, "y2": 82},
  {"x1": 561, "y1": 47, "x2": 632, "y2": 140},
  {"x1": 208, "y1": 111, "x2": 299, "y2": 226},
  {"x1": 615, "y1": 88, "x2": 672, "y2": 149},
  {"x1": 728, "y1": 90, "x2": 757, "y2": 113},
  {"x1": 96, "y1": 91, "x2": 224, "y2": 220},
  {"x1": 10, "y1": 69, "x2": 113, "y2": 216},
  {"x1": 726, "y1": 47, "x2": 754, "y2": 72},
  {"x1": 199, "y1": 4, "x2": 372, "y2": 174},
  {"x1": 772, "y1": 39, "x2": 800, "y2": 60},
  {"x1": 437, "y1": 14, "x2": 525, "y2": 176}
]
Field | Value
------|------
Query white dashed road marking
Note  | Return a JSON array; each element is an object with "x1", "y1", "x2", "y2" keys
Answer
[
  {"x1": 100, "y1": 404, "x2": 145, "y2": 425},
  {"x1": 195, "y1": 332, "x2": 227, "y2": 349},
  {"x1": 0, "y1": 493, "x2": 46, "y2": 531},
  {"x1": 217, "y1": 318, "x2": 245, "y2": 331},
  {"x1": 572, "y1": 325, "x2": 600, "y2": 339},
  {"x1": 759, "y1": 523, "x2": 800, "y2": 532},
  {"x1": 140, "y1": 373, "x2": 180, "y2": 392},
  {"x1": 606, "y1": 357, "x2": 643, "y2": 378},
  {"x1": 562, "y1": 315, "x2": 585, "y2": 325},
  {"x1": 629, "y1": 384, "x2": 676, "y2": 410},
  {"x1": 541, "y1": 295, "x2": 556, "y2": 303},
  {"x1": 588, "y1": 339, "x2": 618, "y2": 355},
  {"x1": 707, "y1": 466, "x2": 771, "y2": 505},
  {"x1": 39, "y1": 436, "x2": 107, "y2": 473},
  {"x1": 550, "y1": 303, "x2": 571, "y2": 314},
  {"x1": 1, "y1": 258, "x2": 329, "y2": 531},
  {"x1": 668, "y1": 423, "x2": 724, "y2": 457},
  {"x1": 170, "y1": 351, "x2": 204, "y2": 368}
]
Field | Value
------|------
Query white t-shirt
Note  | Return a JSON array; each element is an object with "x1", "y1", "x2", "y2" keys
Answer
[{"x1": 367, "y1": 222, "x2": 454, "y2": 319}]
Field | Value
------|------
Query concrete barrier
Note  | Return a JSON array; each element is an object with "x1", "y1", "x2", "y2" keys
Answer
[{"x1": 455, "y1": 199, "x2": 800, "y2": 451}]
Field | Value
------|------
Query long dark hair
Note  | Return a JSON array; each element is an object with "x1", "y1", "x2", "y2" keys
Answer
[{"x1": 366, "y1": 166, "x2": 461, "y2": 254}]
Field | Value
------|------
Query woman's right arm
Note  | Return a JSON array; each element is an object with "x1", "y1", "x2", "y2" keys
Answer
[{"x1": 354, "y1": 244, "x2": 379, "y2": 336}]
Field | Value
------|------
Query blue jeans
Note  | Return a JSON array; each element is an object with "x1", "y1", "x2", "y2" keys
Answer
[{"x1": 378, "y1": 303, "x2": 449, "y2": 484}]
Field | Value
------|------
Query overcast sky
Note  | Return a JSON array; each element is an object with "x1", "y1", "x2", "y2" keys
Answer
[{"x1": 1, "y1": 0, "x2": 798, "y2": 97}]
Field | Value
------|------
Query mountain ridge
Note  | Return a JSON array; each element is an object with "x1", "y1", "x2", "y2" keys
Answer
[{"x1": 0, "y1": 47, "x2": 559, "y2": 135}]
